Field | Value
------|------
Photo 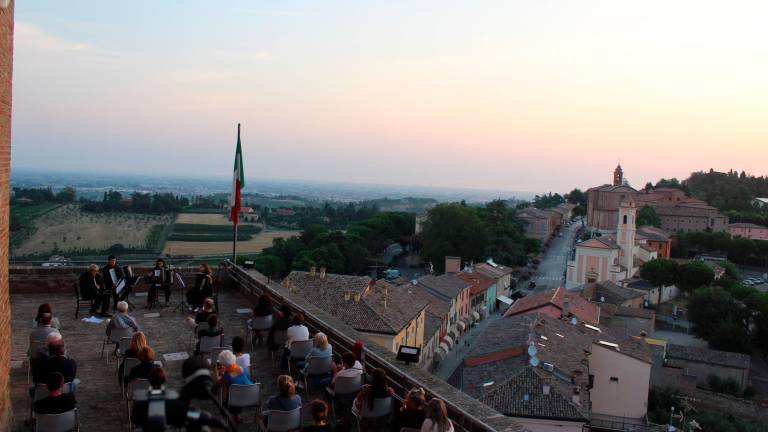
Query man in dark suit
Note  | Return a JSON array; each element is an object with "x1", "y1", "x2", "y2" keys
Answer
[
  {"x1": 102, "y1": 255, "x2": 127, "y2": 306},
  {"x1": 79, "y1": 264, "x2": 110, "y2": 317},
  {"x1": 33, "y1": 372, "x2": 77, "y2": 415},
  {"x1": 33, "y1": 339, "x2": 77, "y2": 385}
]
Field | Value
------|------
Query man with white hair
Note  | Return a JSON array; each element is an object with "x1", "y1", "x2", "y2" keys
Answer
[
  {"x1": 79, "y1": 263, "x2": 111, "y2": 317},
  {"x1": 106, "y1": 301, "x2": 139, "y2": 337}
]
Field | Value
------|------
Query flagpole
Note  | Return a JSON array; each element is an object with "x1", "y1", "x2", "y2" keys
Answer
[{"x1": 232, "y1": 123, "x2": 240, "y2": 265}]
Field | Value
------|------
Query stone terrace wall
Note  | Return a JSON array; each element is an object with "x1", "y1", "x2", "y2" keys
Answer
[{"x1": 0, "y1": 2, "x2": 13, "y2": 429}]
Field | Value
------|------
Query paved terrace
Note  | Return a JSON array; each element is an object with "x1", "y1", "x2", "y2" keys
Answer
[{"x1": 9, "y1": 265, "x2": 523, "y2": 432}]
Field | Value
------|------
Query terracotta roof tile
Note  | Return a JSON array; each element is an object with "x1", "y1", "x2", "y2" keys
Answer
[{"x1": 504, "y1": 288, "x2": 601, "y2": 325}]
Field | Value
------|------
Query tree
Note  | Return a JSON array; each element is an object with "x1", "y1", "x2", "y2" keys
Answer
[
  {"x1": 675, "y1": 261, "x2": 715, "y2": 293},
  {"x1": 708, "y1": 320, "x2": 750, "y2": 354},
  {"x1": 639, "y1": 259, "x2": 678, "y2": 306},
  {"x1": 565, "y1": 188, "x2": 587, "y2": 207},
  {"x1": 56, "y1": 187, "x2": 76, "y2": 203},
  {"x1": 253, "y1": 255, "x2": 286, "y2": 279},
  {"x1": 635, "y1": 205, "x2": 661, "y2": 228},
  {"x1": 421, "y1": 203, "x2": 488, "y2": 272},
  {"x1": 687, "y1": 287, "x2": 745, "y2": 339}
]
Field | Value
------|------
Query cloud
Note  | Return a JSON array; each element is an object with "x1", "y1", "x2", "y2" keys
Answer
[
  {"x1": 15, "y1": 21, "x2": 91, "y2": 52},
  {"x1": 246, "y1": 51, "x2": 272, "y2": 61}
]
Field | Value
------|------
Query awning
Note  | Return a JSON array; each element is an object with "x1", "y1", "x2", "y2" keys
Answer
[
  {"x1": 471, "y1": 311, "x2": 481, "y2": 321},
  {"x1": 448, "y1": 327, "x2": 460, "y2": 340},
  {"x1": 457, "y1": 321, "x2": 467, "y2": 332},
  {"x1": 497, "y1": 295, "x2": 514, "y2": 305},
  {"x1": 433, "y1": 348, "x2": 446, "y2": 362},
  {"x1": 439, "y1": 341, "x2": 451, "y2": 353},
  {"x1": 442, "y1": 336, "x2": 454, "y2": 349}
]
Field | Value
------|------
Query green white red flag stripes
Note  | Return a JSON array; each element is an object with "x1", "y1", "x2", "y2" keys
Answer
[{"x1": 229, "y1": 123, "x2": 245, "y2": 225}]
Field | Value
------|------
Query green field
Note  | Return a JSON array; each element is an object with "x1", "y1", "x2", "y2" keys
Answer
[{"x1": 167, "y1": 223, "x2": 262, "y2": 242}]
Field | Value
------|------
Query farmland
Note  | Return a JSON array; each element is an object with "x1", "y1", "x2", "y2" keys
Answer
[
  {"x1": 12, "y1": 205, "x2": 173, "y2": 257},
  {"x1": 163, "y1": 212, "x2": 298, "y2": 255}
]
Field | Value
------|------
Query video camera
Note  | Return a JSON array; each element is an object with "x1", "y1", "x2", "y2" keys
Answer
[{"x1": 131, "y1": 358, "x2": 235, "y2": 432}]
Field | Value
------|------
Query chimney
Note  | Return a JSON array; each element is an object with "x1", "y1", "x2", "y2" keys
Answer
[
  {"x1": 319, "y1": 267, "x2": 326, "y2": 279},
  {"x1": 562, "y1": 299, "x2": 570, "y2": 319},
  {"x1": 542, "y1": 384, "x2": 551, "y2": 395},
  {"x1": 445, "y1": 256, "x2": 461, "y2": 274},
  {"x1": 310, "y1": 266, "x2": 316, "y2": 276}
]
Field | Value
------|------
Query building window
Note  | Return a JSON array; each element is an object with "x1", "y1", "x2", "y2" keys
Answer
[
  {"x1": 610, "y1": 376, "x2": 619, "y2": 382},
  {"x1": 623, "y1": 215, "x2": 627, "y2": 224}
]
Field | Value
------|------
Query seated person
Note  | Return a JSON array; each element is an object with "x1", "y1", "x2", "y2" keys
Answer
[
  {"x1": 79, "y1": 263, "x2": 111, "y2": 317},
  {"x1": 33, "y1": 339, "x2": 76, "y2": 385},
  {"x1": 249, "y1": 293, "x2": 274, "y2": 345},
  {"x1": 33, "y1": 372, "x2": 76, "y2": 415},
  {"x1": 302, "y1": 400, "x2": 332, "y2": 432},
  {"x1": 421, "y1": 399, "x2": 454, "y2": 432},
  {"x1": 194, "y1": 298, "x2": 216, "y2": 324},
  {"x1": 265, "y1": 375, "x2": 302, "y2": 428},
  {"x1": 29, "y1": 313, "x2": 59, "y2": 358},
  {"x1": 330, "y1": 352, "x2": 363, "y2": 387},
  {"x1": 118, "y1": 332, "x2": 149, "y2": 382},
  {"x1": 195, "y1": 314, "x2": 224, "y2": 354},
  {"x1": 232, "y1": 336, "x2": 250, "y2": 376},
  {"x1": 267, "y1": 304, "x2": 293, "y2": 349},
  {"x1": 353, "y1": 368, "x2": 394, "y2": 413},
  {"x1": 215, "y1": 349, "x2": 252, "y2": 423},
  {"x1": 392, "y1": 387, "x2": 427, "y2": 432},
  {"x1": 281, "y1": 314, "x2": 309, "y2": 369},
  {"x1": 106, "y1": 301, "x2": 139, "y2": 337},
  {"x1": 125, "y1": 347, "x2": 158, "y2": 386},
  {"x1": 31, "y1": 304, "x2": 61, "y2": 330},
  {"x1": 148, "y1": 367, "x2": 166, "y2": 389},
  {"x1": 186, "y1": 263, "x2": 213, "y2": 311},
  {"x1": 301, "y1": 332, "x2": 332, "y2": 377}
]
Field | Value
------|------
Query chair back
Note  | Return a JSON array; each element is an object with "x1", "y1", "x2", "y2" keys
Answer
[
  {"x1": 29, "y1": 340, "x2": 48, "y2": 360},
  {"x1": 128, "y1": 378, "x2": 150, "y2": 401},
  {"x1": 35, "y1": 409, "x2": 78, "y2": 432},
  {"x1": 117, "y1": 337, "x2": 132, "y2": 356},
  {"x1": 73, "y1": 282, "x2": 81, "y2": 300},
  {"x1": 361, "y1": 397, "x2": 393, "y2": 419},
  {"x1": 198, "y1": 335, "x2": 223, "y2": 354},
  {"x1": 33, "y1": 382, "x2": 74, "y2": 402},
  {"x1": 122, "y1": 358, "x2": 141, "y2": 380},
  {"x1": 272, "y1": 330, "x2": 288, "y2": 348},
  {"x1": 288, "y1": 339, "x2": 313, "y2": 359},
  {"x1": 333, "y1": 374, "x2": 363, "y2": 396},
  {"x1": 109, "y1": 326, "x2": 135, "y2": 344},
  {"x1": 305, "y1": 356, "x2": 333, "y2": 376},
  {"x1": 209, "y1": 346, "x2": 231, "y2": 366},
  {"x1": 249, "y1": 314, "x2": 273, "y2": 331},
  {"x1": 227, "y1": 383, "x2": 261, "y2": 408},
  {"x1": 267, "y1": 407, "x2": 301, "y2": 432}
]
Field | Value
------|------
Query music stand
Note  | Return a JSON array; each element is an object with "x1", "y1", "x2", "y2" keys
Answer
[{"x1": 172, "y1": 270, "x2": 189, "y2": 314}]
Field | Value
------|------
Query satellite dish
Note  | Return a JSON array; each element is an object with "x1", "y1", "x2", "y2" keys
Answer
[
  {"x1": 570, "y1": 317, "x2": 578, "y2": 326},
  {"x1": 527, "y1": 343, "x2": 537, "y2": 357},
  {"x1": 529, "y1": 356, "x2": 540, "y2": 367}
]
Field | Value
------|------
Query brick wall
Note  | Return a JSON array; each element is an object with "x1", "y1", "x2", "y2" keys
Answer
[{"x1": 0, "y1": 1, "x2": 13, "y2": 428}]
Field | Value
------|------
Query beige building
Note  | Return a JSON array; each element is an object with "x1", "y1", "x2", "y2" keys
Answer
[
  {"x1": 589, "y1": 342, "x2": 652, "y2": 419},
  {"x1": 283, "y1": 270, "x2": 428, "y2": 353},
  {"x1": 665, "y1": 344, "x2": 751, "y2": 392}
]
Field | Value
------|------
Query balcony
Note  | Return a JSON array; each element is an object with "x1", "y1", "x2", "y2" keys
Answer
[{"x1": 9, "y1": 264, "x2": 522, "y2": 432}]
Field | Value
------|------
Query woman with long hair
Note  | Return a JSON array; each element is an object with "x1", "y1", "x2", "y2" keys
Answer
[
  {"x1": 264, "y1": 375, "x2": 302, "y2": 429},
  {"x1": 118, "y1": 331, "x2": 149, "y2": 382},
  {"x1": 393, "y1": 387, "x2": 427, "y2": 431},
  {"x1": 187, "y1": 263, "x2": 213, "y2": 310},
  {"x1": 354, "y1": 368, "x2": 394, "y2": 411},
  {"x1": 421, "y1": 399, "x2": 453, "y2": 432}
]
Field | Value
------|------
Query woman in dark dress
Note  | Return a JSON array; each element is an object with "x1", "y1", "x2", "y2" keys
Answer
[{"x1": 186, "y1": 263, "x2": 213, "y2": 310}]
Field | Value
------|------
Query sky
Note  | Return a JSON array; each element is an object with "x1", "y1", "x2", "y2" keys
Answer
[{"x1": 11, "y1": 0, "x2": 768, "y2": 193}]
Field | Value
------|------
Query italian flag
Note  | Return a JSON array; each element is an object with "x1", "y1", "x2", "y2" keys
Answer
[{"x1": 229, "y1": 124, "x2": 245, "y2": 225}]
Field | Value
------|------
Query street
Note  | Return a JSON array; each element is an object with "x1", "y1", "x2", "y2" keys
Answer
[
  {"x1": 530, "y1": 219, "x2": 581, "y2": 292},
  {"x1": 432, "y1": 311, "x2": 502, "y2": 380}
]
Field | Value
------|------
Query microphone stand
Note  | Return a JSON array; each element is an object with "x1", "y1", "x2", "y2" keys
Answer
[{"x1": 204, "y1": 388, "x2": 238, "y2": 432}]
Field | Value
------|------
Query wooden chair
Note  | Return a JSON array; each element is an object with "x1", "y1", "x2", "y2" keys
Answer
[{"x1": 73, "y1": 282, "x2": 93, "y2": 318}]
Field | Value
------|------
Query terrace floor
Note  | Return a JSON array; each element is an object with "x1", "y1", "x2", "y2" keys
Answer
[{"x1": 9, "y1": 287, "x2": 364, "y2": 432}]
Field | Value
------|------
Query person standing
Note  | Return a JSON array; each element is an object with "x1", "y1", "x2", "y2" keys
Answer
[
  {"x1": 79, "y1": 264, "x2": 111, "y2": 317},
  {"x1": 102, "y1": 255, "x2": 127, "y2": 306}
]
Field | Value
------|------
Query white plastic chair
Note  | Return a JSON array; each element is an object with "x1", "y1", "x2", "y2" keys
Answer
[
  {"x1": 30, "y1": 382, "x2": 74, "y2": 420},
  {"x1": 208, "y1": 346, "x2": 232, "y2": 366},
  {"x1": 248, "y1": 315, "x2": 273, "y2": 347},
  {"x1": 227, "y1": 383, "x2": 262, "y2": 417},
  {"x1": 264, "y1": 407, "x2": 301, "y2": 432},
  {"x1": 354, "y1": 397, "x2": 393, "y2": 430},
  {"x1": 101, "y1": 326, "x2": 134, "y2": 361},
  {"x1": 287, "y1": 340, "x2": 313, "y2": 374},
  {"x1": 121, "y1": 357, "x2": 141, "y2": 398},
  {"x1": 326, "y1": 374, "x2": 362, "y2": 418},
  {"x1": 35, "y1": 408, "x2": 78, "y2": 432},
  {"x1": 198, "y1": 334, "x2": 223, "y2": 355},
  {"x1": 301, "y1": 356, "x2": 332, "y2": 393}
]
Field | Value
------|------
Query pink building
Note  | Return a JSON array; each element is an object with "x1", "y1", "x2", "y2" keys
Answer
[{"x1": 729, "y1": 223, "x2": 768, "y2": 241}]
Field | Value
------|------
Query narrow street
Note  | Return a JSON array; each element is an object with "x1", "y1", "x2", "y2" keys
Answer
[
  {"x1": 530, "y1": 219, "x2": 581, "y2": 292},
  {"x1": 432, "y1": 312, "x2": 502, "y2": 380}
]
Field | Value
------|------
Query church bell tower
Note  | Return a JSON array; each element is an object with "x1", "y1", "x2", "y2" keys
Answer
[{"x1": 613, "y1": 164, "x2": 623, "y2": 186}]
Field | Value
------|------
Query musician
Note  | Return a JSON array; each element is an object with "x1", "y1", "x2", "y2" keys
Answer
[
  {"x1": 102, "y1": 255, "x2": 126, "y2": 306},
  {"x1": 186, "y1": 263, "x2": 213, "y2": 311},
  {"x1": 146, "y1": 258, "x2": 172, "y2": 308},
  {"x1": 79, "y1": 264, "x2": 111, "y2": 317}
]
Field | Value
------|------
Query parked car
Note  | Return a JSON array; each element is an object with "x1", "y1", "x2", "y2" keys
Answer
[{"x1": 528, "y1": 281, "x2": 537, "y2": 289}]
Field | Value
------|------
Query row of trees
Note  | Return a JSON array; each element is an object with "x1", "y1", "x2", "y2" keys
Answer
[
  {"x1": 641, "y1": 258, "x2": 768, "y2": 354},
  {"x1": 12, "y1": 186, "x2": 76, "y2": 204},
  {"x1": 81, "y1": 191, "x2": 189, "y2": 214},
  {"x1": 250, "y1": 212, "x2": 414, "y2": 278},
  {"x1": 420, "y1": 200, "x2": 538, "y2": 273},
  {"x1": 674, "y1": 230, "x2": 768, "y2": 267}
]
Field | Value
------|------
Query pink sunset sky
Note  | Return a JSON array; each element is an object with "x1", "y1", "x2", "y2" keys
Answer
[{"x1": 10, "y1": 0, "x2": 768, "y2": 193}]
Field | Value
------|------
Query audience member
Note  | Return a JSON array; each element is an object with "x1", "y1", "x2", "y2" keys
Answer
[
  {"x1": 125, "y1": 347, "x2": 157, "y2": 386},
  {"x1": 79, "y1": 263, "x2": 111, "y2": 317},
  {"x1": 232, "y1": 336, "x2": 250, "y2": 375},
  {"x1": 29, "y1": 314, "x2": 58, "y2": 354},
  {"x1": 421, "y1": 399, "x2": 453, "y2": 432},
  {"x1": 392, "y1": 387, "x2": 427, "y2": 432},
  {"x1": 265, "y1": 375, "x2": 302, "y2": 428},
  {"x1": 301, "y1": 332, "x2": 332, "y2": 377},
  {"x1": 215, "y1": 349, "x2": 253, "y2": 424},
  {"x1": 331, "y1": 352, "x2": 363, "y2": 386},
  {"x1": 249, "y1": 292, "x2": 274, "y2": 345},
  {"x1": 195, "y1": 314, "x2": 224, "y2": 354},
  {"x1": 33, "y1": 372, "x2": 77, "y2": 415},
  {"x1": 194, "y1": 298, "x2": 216, "y2": 324},
  {"x1": 32, "y1": 303, "x2": 61, "y2": 330},
  {"x1": 281, "y1": 313, "x2": 310, "y2": 369},
  {"x1": 353, "y1": 368, "x2": 394, "y2": 412},
  {"x1": 106, "y1": 301, "x2": 139, "y2": 337},
  {"x1": 302, "y1": 400, "x2": 332, "y2": 432},
  {"x1": 268, "y1": 304, "x2": 293, "y2": 349},
  {"x1": 33, "y1": 338, "x2": 77, "y2": 384},
  {"x1": 118, "y1": 331, "x2": 149, "y2": 382},
  {"x1": 148, "y1": 367, "x2": 166, "y2": 390}
]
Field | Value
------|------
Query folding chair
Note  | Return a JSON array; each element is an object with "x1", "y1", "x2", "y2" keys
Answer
[
  {"x1": 248, "y1": 315, "x2": 273, "y2": 348},
  {"x1": 35, "y1": 408, "x2": 79, "y2": 432},
  {"x1": 270, "y1": 330, "x2": 288, "y2": 364},
  {"x1": 126, "y1": 378, "x2": 150, "y2": 428},
  {"x1": 325, "y1": 374, "x2": 363, "y2": 419},
  {"x1": 354, "y1": 397, "x2": 393, "y2": 431},
  {"x1": 287, "y1": 339, "x2": 313, "y2": 375},
  {"x1": 263, "y1": 407, "x2": 301, "y2": 432},
  {"x1": 74, "y1": 282, "x2": 93, "y2": 319},
  {"x1": 31, "y1": 382, "x2": 74, "y2": 420},
  {"x1": 101, "y1": 327, "x2": 134, "y2": 361},
  {"x1": 121, "y1": 358, "x2": 141, "y2": 399},
  {"x1": 301, "y1": 356, "x2": 332, "y2": 394},
  {"x1": 227, "y1": 383, "x2": 262, "y2": 419},
  {"x1": 114, "y1": 337, "x2": 132, "y2": 372},
  {"x1": 208, "y1": 346, "x2": 232, "y2": 367},
  {"x1": 198, "y1": 334, "x2": 224, "y2": 356}
]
